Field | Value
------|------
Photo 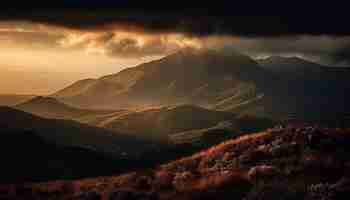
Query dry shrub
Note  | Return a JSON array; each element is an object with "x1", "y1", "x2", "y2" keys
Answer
[
  {"x1": 247, "y1": 165, "x2": 281, "y2": 183},
  {"x1": 193, "y1": 169, "x2": 248, "y2": 191},
  {"x1": 153, "y1": 170, "x2": 174, "y2": 190}
]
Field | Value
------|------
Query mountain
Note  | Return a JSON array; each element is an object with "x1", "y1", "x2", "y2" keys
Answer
[
  {"x1": 53, "y1": 48, "x2": 269, "y2": 110},
  {"x1": 53, "y1": 49, "x2": 350, "y2": 122},
  {"x1": 0, "y1": 94, "x2": 35, "y2": 106},
  {"x1": 9, "y1": 126, "x2": 350, "y2": 199},
  {"x1": 15, "y1": 96, "x2": 125, "y2": 124},
  {"x1": 255, "y1": 56, "x2": 350, "y2": 120},
  {"x1": 257, "y1": 56, "x2": 324, "y2": 78}
]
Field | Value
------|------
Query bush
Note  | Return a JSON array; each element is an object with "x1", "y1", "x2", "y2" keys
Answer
[
  {"x1": 108, "y1": 188, "x2": 157, "y2": 200},
  {"x1": 73, "y1": 190, "x2": 101, "y2": 200},
  {"x1": 153, "y1": 171, "x2": 174, "y2": 190},
  {"x1": 244, "y1": 181, "x2": 301, "y2": 200},
  {"x1": 306, "y1": 183, "x2": 335, "y2": 200},
  {"x1": 247, "y1": 165, "x2": 281, "y2": 183},
  {"x1": 172, "y1": 171, "x2": 195, "y2": 191}
]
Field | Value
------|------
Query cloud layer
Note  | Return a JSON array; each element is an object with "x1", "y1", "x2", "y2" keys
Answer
[{"x1": 1, "y1": 4, "x2": 350, "y2": 37}]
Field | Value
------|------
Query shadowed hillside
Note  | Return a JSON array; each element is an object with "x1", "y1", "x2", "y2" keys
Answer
[
  {"x1": 101, "y1": 104, "x2": 275, "y2": 142},
  {"x1": 0, "y1": 107, "x2": 273, "y2": 185},
  {"x1": 6, "y1": 126, "x2": 350, "y2": 199},
  {"x1": 0, "y1": 107, "x2": 158, "y2": 158},
  {"x1": 0, "y1": 130, "x2": 127, "y2": 184},
  {"x1": 254, "y1": 56, "x2": 350, "y2": 120}
]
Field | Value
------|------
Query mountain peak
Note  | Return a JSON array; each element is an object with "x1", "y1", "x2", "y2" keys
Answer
[{"x1": 259, "y1": 56, "x2": 322, "y2": 66}]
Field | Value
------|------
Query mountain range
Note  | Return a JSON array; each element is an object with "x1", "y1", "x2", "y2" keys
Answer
[
  {"x1": 1, "y1": 48, "x2": 350, "y2": 187},
  {"x1": 52, "y1": 49, "x2": 269, "y2": 111},
  {"x1": 50, "y1": 48, "x2": 350, "y2": 122}
]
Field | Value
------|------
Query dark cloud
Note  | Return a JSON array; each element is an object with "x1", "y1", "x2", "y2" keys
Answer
[
  {"x1": 104, "y1": 34, "x2": 181, "y2": 58},
  {"x1": 217, "y1": 36, "x2": 350, "y2": 66},
  {"x1": 1, "y1": 3, "x2": 350, "y2": 64},
  {"x1": 1, "y1": 2, "x2": 350, "y2": 37}
]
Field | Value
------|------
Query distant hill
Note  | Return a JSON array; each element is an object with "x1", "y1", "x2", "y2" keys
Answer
[
  {"x1": 257, "y1": 56, "x2": 325, "y2": 77},
  {"x1": 53, "y1": 48, "x2": 268, "y2": 110},
  {"x1": 101, "y1": 104, "x2": 274, "y2": 142},
  {"x1": 0, "y1": 94, "x2": 35, "y2": 106},
  {"x1": 0, "y1": 107, "x2": 155, "y2": 157},
  {"x1": 15, "y1": 96, "x2": 125, "y2": 124},
  {"x1": 52, "y1": 49, "x2": 350, "y2": 122},
  {"x1": 14, "y1": 96, "x2": 274, "y2": 143},
  {"x1": 254, "y1": 56, "x2": 350, "y2": 120}
]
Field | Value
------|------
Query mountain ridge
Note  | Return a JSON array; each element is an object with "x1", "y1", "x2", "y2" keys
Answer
[{"x1": 53, "y1": 48, "x2": 268, "y2": 110}]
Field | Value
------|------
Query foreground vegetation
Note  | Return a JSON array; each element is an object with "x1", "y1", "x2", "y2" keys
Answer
[{"x1": 2, "y1": 125, "x2": 350, "y2": 199}]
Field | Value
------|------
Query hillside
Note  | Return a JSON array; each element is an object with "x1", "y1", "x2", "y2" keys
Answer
[
  {"x1": 14, "y1": 98, "x2": 275, "y2": 142},
  {"x1": 15, "y1": 96, "x2": 125, "y2": 124},
  {"x1": 254, "y1": 56, "x2": 350, "y2": 120},
  {"x1": 0, "y1": 130, "x2": 127, "y2": 184},
  {"x1": 51, "y1": 49, "x2": 350, "y2": 122},
  {"x1": 257, "y1": 56, "x2": 325, "y2": 78},
  {"x1": 0, "y1": 94, "x2": 35, "y2": 106},
  {"x1": 6, "y1": 126, "x2": 350, "y2": 199},
  {"x1": 0, "y1": 107, "x2": 272, "y2": 184},
  {"x1": 0, "y1": 107, "x2": 156, "y2": 158},
  {"x1": 101, "y1": 104, "x2": 274, "y2": 142},
  {"x1": 53, "y1": 48, "x2": 268, "y2": 110}
]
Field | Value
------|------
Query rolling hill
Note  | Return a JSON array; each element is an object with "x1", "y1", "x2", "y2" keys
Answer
[
  {"x1": 0, "y1": 94, "x2": 35, "y2": 106},
  {"x1": 0, "y1": 107, "x2": 155, "y2": 157},
  {"x1": 100, "y1": 104, "x2": 274, "y2": 142},
  {"x1": 13, "y1": 96, "x2": 275, "y2": 145},
  {"x1": 14, "y1": 96, "x2": 126, "y2": 124}
]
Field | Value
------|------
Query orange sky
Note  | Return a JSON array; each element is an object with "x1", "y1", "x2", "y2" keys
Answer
[
  {"x1": 0, "y1": 21, "x2": 347, "y2": 94},
  {"x1": 0, "y1": 21, "x2": 171, "y2": 94}
]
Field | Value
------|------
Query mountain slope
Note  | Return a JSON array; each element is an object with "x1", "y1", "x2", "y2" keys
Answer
[
  {"x1": 0, "y1": 107, "x2": 155, "y2": 157},
  {"x1": 0, "y1": 130, "x2": 126, "y2": 184},
  {"x1": 15, "y1": 96, "x2": 124, "y2": 124},
  {"x1": 254, "y1": 56, "x2": 350, "y2": 120},
  {"x1": 52, "y1": 50, "x2": 350, "y2": 121},
  {"x1": 53, "y1": 48, "x2": 269, "y2": 110},
  {"x1": 9, "y1": 126, "x2": 350, "y2": 200},
  {"x1": 100, "y1": 104, "x2": 275, "y2": 141},
  {"x1": 257, "y1": 56, "x2": 324, "y2": 78},
  {"x1": 0, "y1": 94, "x2": 35, "y2": 106}
]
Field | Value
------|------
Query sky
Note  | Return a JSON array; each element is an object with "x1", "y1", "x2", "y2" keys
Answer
[{"x1": 0, "y1": 4, "x2": 350, "y2": 94}]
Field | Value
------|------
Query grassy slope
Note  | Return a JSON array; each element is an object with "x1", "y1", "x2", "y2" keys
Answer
[{"x1": 6, "y1": 126, "x2": 350, "y2": 199}]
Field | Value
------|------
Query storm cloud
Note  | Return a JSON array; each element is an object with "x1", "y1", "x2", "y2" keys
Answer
[
  {"x1": 1, "y1": 3, "x2": 350, "y2": 37},
  {"x1": 1, "y1": 3, "x2": 350, "y2": 65}
]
